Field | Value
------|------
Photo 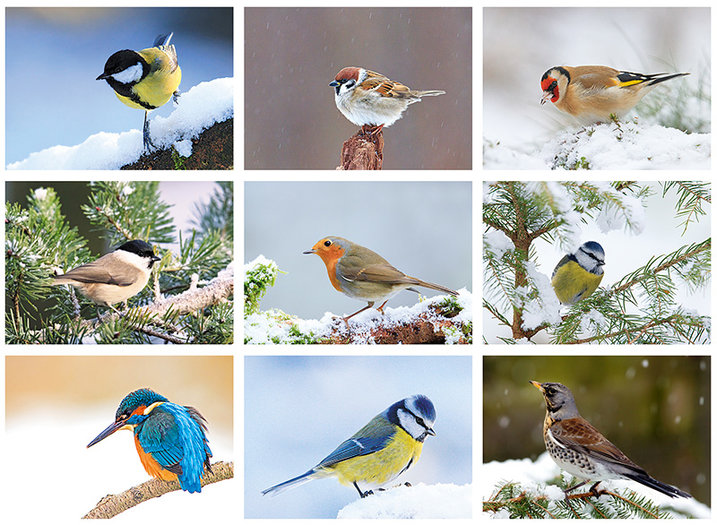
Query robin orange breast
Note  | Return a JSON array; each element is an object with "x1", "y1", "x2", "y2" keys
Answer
[{"x1": 303, "y1": 236, "x2": 458, "y2": 323}]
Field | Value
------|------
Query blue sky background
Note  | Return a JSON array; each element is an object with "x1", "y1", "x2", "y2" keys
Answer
[
  {"x1": 245, "y1": 356, "x2": 473, "y2": 518},
  {"x1": 5, "y1": 7, "x2": 233, "y2": 165}
]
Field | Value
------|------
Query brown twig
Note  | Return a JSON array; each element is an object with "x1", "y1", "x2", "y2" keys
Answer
[{"x1": 82, "y1": 461, "x2": 233, "y2": 519}]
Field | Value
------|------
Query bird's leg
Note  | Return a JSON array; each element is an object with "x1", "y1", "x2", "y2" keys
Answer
[
  {"x1": 143, "y1": 110, "x2": 156, "y2": 152},
  {"x1": 560, "y1": 479, "x2": 592, "y2": 515},
  {"x1": 341, "y1": 302, "x2": 375, "y2": 324},
  {"x1": 172, "y1": 90, "x2": 181, "y2": 105},
  {"x1": 376, "y1": 300, "x2": 389, "y2": 315},
  {"x1": 563, "y1": 479, "x2": 589, "y2": 494},
  {"x1": 588, "y1": 481, "x2": 603, "y2": 497},
  {"x1": 353, "y1": 481, "x2": 374, "y2": 498}
]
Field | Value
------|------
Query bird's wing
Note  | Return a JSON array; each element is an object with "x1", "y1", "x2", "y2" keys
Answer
[
  {"x1": 363, "y1": 70, "x2": 413, "y2": 99},
  {"x1": 570, "y1": 66, "x2": 621, "y2": 89},
  {"x1": 352, "y1": 263, "x2": 419, "y2": 285},
  {"x1": 56, "y1": 256, "x2": 137, "y2": 286},
  {"x1": 316, "y1": 415, "x2": 394, "y2": 467},
  {"x1": 137, "y1": 407, "x2": 184, "y2": 474},
  {"x1": 551, "y1": 417, "x2": 644, "y2": 471},
  {"x1": 551, "y1": 254, "x2": 572, "y2": 279}
]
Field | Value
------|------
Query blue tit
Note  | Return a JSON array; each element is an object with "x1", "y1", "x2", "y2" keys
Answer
[
  {"x1": 97, "y1": 33, "x2": 181, "y2": 151},
  {"x1": 262, "y1": 395, "x2": 436, "y2": 498},
  {"x1": 551, "y1": 241, "x2": 605, "y2": 304}
]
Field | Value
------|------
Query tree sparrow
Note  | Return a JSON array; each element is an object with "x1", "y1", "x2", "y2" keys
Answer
[
  {"x1": 540, "y1": 65, "x2": 689, "y2": 123},
  {"x1": 329, "y1": 67, "x2": 445, "y2": 131}
]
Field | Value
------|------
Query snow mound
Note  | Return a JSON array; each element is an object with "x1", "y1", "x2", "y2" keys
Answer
[
  {"x1": 485, "y1": 121, "x2": 710, "y2": 170},
  {"x1": 337, "y1": 483, "x2": 472, "y2": 519},
  {"x1": 7, "y1": 77, "x2": 233, "y2": 170}
]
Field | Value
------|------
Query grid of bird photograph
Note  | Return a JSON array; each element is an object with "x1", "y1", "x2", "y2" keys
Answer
[{"x1": 2, "y1": 2, "x2": 715, "y2": 523}]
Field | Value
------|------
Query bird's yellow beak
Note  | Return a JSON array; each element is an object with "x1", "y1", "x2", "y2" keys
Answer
[{"x1": 530, "y1": 380, "x2": 544, "y2": 392}]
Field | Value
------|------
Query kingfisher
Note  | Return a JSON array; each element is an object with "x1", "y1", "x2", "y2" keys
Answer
[{"x1": 87, "y1": 388, "x2": 213, "y2": 493}]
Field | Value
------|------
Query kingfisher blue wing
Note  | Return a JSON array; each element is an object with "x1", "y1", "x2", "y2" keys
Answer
[
  {"x1": 137, "y1": 407, "x2": 185, "y2": 474},
  {"x1": 153, "y1": 402, "x2": 212, "y2": 493}
]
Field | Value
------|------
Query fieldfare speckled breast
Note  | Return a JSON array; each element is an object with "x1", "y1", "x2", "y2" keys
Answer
[{"x1": 530, "y1": 381, "x2": 691, "y2": 499}]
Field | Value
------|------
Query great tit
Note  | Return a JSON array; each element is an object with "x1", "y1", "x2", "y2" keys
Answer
[
  {"x1": 97, "y1": 33, "x2": 181, "y2": 151},
  {"x1": 262, "y1": 395, "x2": 436, "y2": 498},
  {"x1": 51, "y1": 239, "x2": 160, "y2": 317},
  {"x1": 551, "y1": 241, "x2": 605, "y2": 304}
]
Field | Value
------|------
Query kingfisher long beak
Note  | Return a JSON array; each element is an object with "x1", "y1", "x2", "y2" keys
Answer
[{"x1": 87, "y1": 419, "x2": 126, "y2": 448}]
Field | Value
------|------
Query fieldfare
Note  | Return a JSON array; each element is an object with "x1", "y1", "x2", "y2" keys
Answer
[{"x1": 530, "y1": 381, "x2": 691, "y2": 501}]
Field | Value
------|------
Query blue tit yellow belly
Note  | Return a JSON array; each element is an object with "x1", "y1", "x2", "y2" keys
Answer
[
  {"x1": 551, "y1": 258, "x2": 603, "y2": 304},
  {"x1": 319, "y1": 425, "x2": 422, "y2": 487},
  {"x1": 115, "y1": 47, "x2": 181, "y2": 111}
]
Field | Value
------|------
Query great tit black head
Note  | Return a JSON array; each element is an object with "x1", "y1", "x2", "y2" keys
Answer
[{"x1": 52, "y1": 239, "x2": 161, "y2": 310}]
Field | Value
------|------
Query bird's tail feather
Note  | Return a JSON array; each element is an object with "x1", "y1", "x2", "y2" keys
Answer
[
  {"x1": 416, "y1": 90, "x2": 446, "y2": 97},
  {"x1": 261, "y1": 470, "x2": 316, "y2": 496},
  {"x1": 410, "y1": 278, "x2": 458, "y2": 296},
  {"x1": 646, "y1": 72, "x2": 689, "y2": 86},
  {"x1": 625, "y1": 472, "x2": 691, "y2": 498},
  {"x1": 153, "y1": 32, "x2": 174, "y2": 48}
]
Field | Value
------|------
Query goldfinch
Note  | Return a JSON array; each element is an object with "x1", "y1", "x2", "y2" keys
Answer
[
  {"x1": 540, "y1": 65, "x2": 689, "y2": 123},
  {"x1": 97, "y1": 33, "x2": 181, "y2": 151}
]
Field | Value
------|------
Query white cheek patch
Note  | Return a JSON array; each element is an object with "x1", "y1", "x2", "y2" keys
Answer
[
  {"x1": 397, "y1": 408, "x2": 425, "y2": 439},
  {"x1": 110, "y1": 62, "x2": 143, "y2": 84}
]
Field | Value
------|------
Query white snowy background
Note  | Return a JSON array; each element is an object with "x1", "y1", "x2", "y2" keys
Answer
[
  {"x1": 3, "y1": 356, "x2": 233, "y2": 522},
  {"x1": 483, "y1": 181, "x2": 711, "y2": 343},
  {"x1": 483, "y1": 7, "x2": 710, "y2": 169},
  {"x1": 245, "y1": 356, "x2": 472, "y2": 518}
]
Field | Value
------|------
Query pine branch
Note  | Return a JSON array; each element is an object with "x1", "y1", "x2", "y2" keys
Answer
[{"x1": 82, "y1": 461, "x2": 233, "y2": 519}]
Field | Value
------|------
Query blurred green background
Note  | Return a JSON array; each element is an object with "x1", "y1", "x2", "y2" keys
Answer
[{"x1": 483, "y1": 356, "x2": 709, "y2": 503}]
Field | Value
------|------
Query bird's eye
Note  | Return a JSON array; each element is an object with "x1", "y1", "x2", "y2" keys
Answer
[
  {"x1": 324, "y1": 240, "x2": 332, "y2": 247},
  {"x1": 549, "y1": 81, "x2": 557, "y2": 91}
]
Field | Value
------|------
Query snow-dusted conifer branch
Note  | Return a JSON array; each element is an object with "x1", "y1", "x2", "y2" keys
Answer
[
  {"x1": 484, "y1": 480, "x2": 684, "y2": 519},
  {"x1": 483, "y1": 181, "x2": 710, "y2": 344}
]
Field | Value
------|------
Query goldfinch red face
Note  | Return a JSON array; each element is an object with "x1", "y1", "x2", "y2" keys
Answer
[{"x1": 540, "y1": 67, "x2": 567, "y2": 105}]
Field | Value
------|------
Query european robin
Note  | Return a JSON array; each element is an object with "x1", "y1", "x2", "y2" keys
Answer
[{"x1": 303, "y1": 236, "x2": 458, "y2": 322}]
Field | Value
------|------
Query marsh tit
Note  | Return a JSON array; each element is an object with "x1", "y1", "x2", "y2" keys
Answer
[
  {"x1": 551, "y1": 241, "x2": 605, "y2": 305},
  {"x1": 97, "y1": 33, "x2": 181, "y2": 151},
  {"x1": 262, "y1": 395, "x2": 436, "y2": 498},
  {"x1": 52, "y1": 239, "x2": 160, "y2": 315}
]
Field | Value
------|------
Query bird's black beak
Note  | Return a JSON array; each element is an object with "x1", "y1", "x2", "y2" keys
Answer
[
  {"x1": 87, "y1": 419, "x2": 125, "y2": 448},
  {"x1": 96, "y1": 72, "x2": 108, "y2": 81},
  {"x1": 329, "y1": 80, "x2": 339, "y2": 87},
  {"x1": 302, "y1": 249, "x2": 315, "y2": 255}
]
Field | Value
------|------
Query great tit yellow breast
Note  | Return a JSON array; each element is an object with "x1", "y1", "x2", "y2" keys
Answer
[
  {"x1": 130, "y1": 46, "x2": 181, "y2": 109},
  {"x1": 324, "y1": 426, "x2": 423, "y2": 487},
  {"x1": 551, "y1": 259, "x2": 604, "y2": 304}
]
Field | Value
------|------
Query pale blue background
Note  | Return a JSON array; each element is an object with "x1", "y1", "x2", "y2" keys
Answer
[
  {"x1": 244, "y1": 181, "x2": 472, "y2": 319},
  {"x1": 245, "y1": 356, "x2": 473, "y2": 518},
  {"x1": 6, "y1": 7, "x2": 233, "y2": 165}
]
